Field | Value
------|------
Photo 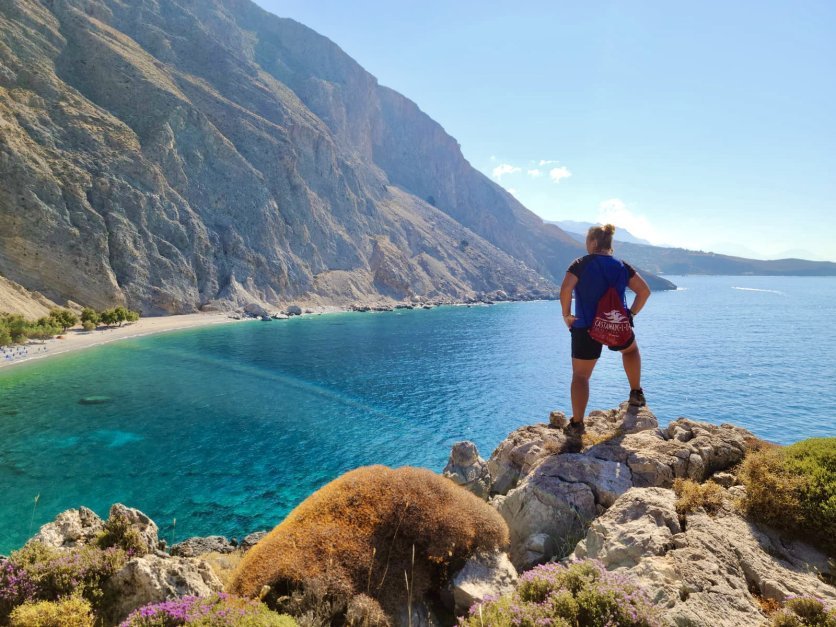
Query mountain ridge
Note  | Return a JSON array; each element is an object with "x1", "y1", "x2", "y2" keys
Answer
[{"x1": 1, "y1": 0, "x2": 672, "y2": 316}]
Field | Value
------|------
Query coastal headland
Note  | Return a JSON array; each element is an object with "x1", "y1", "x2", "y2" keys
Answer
[{"x1": 2, "y1": 404, "x2": 832, "y2": 626}]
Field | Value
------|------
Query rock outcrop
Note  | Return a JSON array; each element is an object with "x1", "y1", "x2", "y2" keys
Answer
[
  {"x1": 170, "y1": 535, "x2": 236, "y2": 558},
  {"x1": 450, "y1": 550, "x2": 518, "y2": 615},
  {"x1": 0, "y1": 0, "x2": 673, "y2": 316},
  {"x1": 27, "y1": 506, "x2": 104, "y2": 549},
  {"x1": 25, "y1": 503, "x2": 225, "y2": 624},
  {"x1": 444, "y1": 406, "x2": 834, "y2": 626},
  {"x1": 103, "y1": 553, "x2": 223, "y2": 624},
  {"x1": 573, "y1": 487, "x2": 835, "y2": 626},
  {"x1": 482, "y1": 405, "x2": 751, "y2": 568},
  {"x1": 443, "y1": 441, "x2": 491, "y2": 499}
]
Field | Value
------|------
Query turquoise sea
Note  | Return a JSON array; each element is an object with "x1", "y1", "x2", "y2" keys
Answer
[{"x1": 1, "y1": 275, "x2": 835, "y2": 553}]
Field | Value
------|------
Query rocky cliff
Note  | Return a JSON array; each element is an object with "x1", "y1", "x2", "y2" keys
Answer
[
  {"x1": 11, "y1": 406, "x2": 833, "y2": 626},
  {"x1": 0, "y1": 0, "x2": 673, "y2": 315},
  {"x1": 444, "y1": 406, "x2": 835, "y2": 626}
]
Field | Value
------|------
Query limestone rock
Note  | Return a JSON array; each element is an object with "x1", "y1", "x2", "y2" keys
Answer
[
  {"x1": 240, "y1": 531, "x2": 268, "y2": 551},
  {"x1": 486, "y1": 406, "x2": 754, "y2": 568},
  {"x1": 243, "y1": 303, "x2": 270, "y2": 318},
  {"x1": 170, "y1": 535, "x2": 235, "y2": 558},
  {"x1": 487, "y1": 423, "x2": 563, "y2": 496},
  {"x1": 450, "y1": 550, "x2": 518, "y2": 614},
  {"x1": 443, "y1": 441, "x2": 491, "y2": 499},
  {"x1": 28, "y1": 506, "x2": 104, "y2": 549},
  {"x1": 573, "y1": 487, "x2": 835, "y2": 626},
  {"x1": 104, "y1": 554, "x2": 223, "y2": 624},
  {"x1": 548, "y1": 410, "x2": 567, "y2": 429},
  {"x1": 496, "y1": 462, "x2": 597, "y2": 569},
  {"x1": 518, "y1": 533, "x2": 556, "y2": 572}
]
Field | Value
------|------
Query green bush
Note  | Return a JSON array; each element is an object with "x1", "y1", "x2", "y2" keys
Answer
[
  {"x1": 48, "y1": 308, "x2": 78, "y2": 332},
  {"x1": 9, "y1": 596, "x2": 94, "y2": 627},
  {"x1": 120, "y1": 593, "x2": 298, "y2": 626},
  {"x1": 9, "y1": 542, "x2": 127, "y2": 612},
  {"x1": 740, "y1": 438, "x2": 836, "y2": 554},
  {"x1": 97, "y1": 509, "x2": 148, "y2": 556},
  {"x1": 770, "y1": 597, "x2": 836, "y2": 626},
  {"x1": 80, "y1": 308, "x2": 100, "y2": 325},
  {"x1": 459, "y1": 561, "x2": 661, "y2": 627}
]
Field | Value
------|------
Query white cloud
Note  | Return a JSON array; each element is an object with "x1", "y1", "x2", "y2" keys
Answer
[
  {"x1": 507, "y1": 188, "x2": 519, "y2": 196},
  {"x1": 527, "y1": 169, "x2": 543, "y2": 178},
  {"x1": 597, "y1": 198, "x2": 661, "y2": 243},
  {"x1": 492, "y1": 163, "x2": 521, "y2": 179},
  {"x1": 538, "y1": 159, "x2": 559, "y2": 166},
  {"x1": 548, "y1": 166, "x2": 572, "y2": 184}
]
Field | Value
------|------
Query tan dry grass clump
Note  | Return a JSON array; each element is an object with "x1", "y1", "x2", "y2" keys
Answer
[
  {"x1": 200, "y1": 550, "x2": 245, "y2": 590},
  {"x1": 228, "y1": 465, "x2": 509, "y2": 622},
  {"x1": 673, "y1": 478, "x2": 725, "y2": 517}
]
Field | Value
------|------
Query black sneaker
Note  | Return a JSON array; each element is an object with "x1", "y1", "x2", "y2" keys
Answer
[
  {"x1": 629, "y1": 388, "x2": 646, "y2": 407},
  {"x1": 564, "y1": 419, "x2": 586, "y2": 436}
]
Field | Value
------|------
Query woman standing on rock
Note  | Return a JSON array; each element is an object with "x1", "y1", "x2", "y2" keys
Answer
[{"x1": 560, "y1": 224, "x2": 651, "y2": 433}]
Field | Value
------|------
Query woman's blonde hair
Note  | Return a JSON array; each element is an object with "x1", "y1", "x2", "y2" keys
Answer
[{"x1": 587, "y1": 224, "x2": 616, "y2": 252}]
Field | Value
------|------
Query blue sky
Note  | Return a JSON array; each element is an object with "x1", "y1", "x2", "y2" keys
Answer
[{"x1": 255, "y1": 1, "x2": 836, "y2": 261}]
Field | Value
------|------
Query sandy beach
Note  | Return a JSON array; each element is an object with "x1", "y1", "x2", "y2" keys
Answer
[{"x1": 0, "y1": 312, "x2": 249, "y2": 370}]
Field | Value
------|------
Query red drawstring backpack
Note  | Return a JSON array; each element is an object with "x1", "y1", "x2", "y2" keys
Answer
[{"x1": 588, "y1": 260, "x2": 633, "y2": 347}]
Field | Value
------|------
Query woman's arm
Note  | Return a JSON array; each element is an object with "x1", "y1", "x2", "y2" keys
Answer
[
  {"x1": 560, "y1": 272, "x2": 578, "y2": 328},
  {"x1": 627, "y1": 273, "x2": 651, "y2": 315}
]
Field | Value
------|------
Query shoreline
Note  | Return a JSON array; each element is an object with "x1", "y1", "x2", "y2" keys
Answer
[
  {"x1": 0, "y1": 312, "x2": 249, "y2": 371},
  {"x1": 0, "y1": 297, "x2": 541, "y2": 372}
]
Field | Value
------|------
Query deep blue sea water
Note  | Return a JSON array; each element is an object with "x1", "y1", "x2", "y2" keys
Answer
[{"x1": 1, "y1": 275, "x2": 834, "y2": 553}]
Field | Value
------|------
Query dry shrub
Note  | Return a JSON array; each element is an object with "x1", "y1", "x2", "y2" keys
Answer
[
  {"x1": 581, "y1": 427, "x2": 623, "y2": 448},
  {"x1": 201, "y1": 550, "x2": 244, "y2": 590},
  {"x1": 345, "y1": 594, "x2": 390, "y2": 627},
  {"x1": 9, "y1": 596, "x2": 94, "y2": 627},
  {"x1": 228, "y1": 466, "x2": 508, "y2": 623},
  {"x1": 673, "y1": 478, "x2": 725, "y2": 517}
]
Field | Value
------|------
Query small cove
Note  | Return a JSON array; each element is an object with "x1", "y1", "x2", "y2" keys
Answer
[{"x1": 1, "y1": 275, "x2": 834, "y2": 553}]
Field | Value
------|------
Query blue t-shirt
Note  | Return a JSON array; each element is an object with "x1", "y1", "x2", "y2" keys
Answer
[{"x1": 568, "y1": 254, "x2": 636, "y2": 328}]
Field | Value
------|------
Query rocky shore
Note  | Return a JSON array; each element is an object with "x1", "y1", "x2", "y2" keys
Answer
[{"x1": 2, "y1": 406, "x2": 832, "y2": 626}]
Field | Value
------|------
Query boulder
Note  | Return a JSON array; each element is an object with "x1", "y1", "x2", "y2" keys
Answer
[
  {"x1": 170, "y1": 535, "x2": 236, "y2": 558},
  {"x1": 450, "y1": 550, "x2": 518, "y2": 614},
  {"x1": 443, "y1": 441, "x2": 491, "y2": 499},
  {"x1": 239, "y1": 531, "x2": 268, "y2": 551},
  {"x1": 103, "y1": 554, "x2": 223, "y2": 624},
  {"x1": 285, "y1": 305, "x2": 303, "y2": 316},
  {"x1": 572, "y1": 487, "x2": 835, "y2": 626},
  {"x1": 108, "y1": 504, "x2": 160, "y2": 554},
  {"x1": 548, "y1": 410, "x2": 567, "y2": 429},
  {"x1": 28, "y1": 506, "x2": 104, "y2": 549},
  {"x1": 244, "y1": 303, "x2": 270, "y2": 318},
  {"x1": 518, "y1": 533, "x2": 555, "y2": 572},
  {"x1": 495, "y1": 463, "x2": 596, "y2": 569}
]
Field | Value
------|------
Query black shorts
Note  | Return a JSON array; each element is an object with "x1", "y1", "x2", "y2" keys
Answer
[{"x1": 571, "y1": 327, "x2": 635, "y2": 360}]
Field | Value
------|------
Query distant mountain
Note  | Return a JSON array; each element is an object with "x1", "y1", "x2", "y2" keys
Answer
[
  {"x1": 611, "y1": 242, "x2": 836, "y2": 276},
  {"x1": 548, "y1": 222, "x2": 836, "y2": 276},
  {"x1": 548, "y1": 220, "x2": 653, "y2": 246},
  {"x1": 0, "y1": 0, "x2": 676, "y2": 315}
]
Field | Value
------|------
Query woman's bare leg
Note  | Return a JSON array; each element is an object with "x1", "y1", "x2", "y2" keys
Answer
[
  {"x1": 571, "y1": 358, "x2": 598, "y2": 422},
  {"x1": 620, "y1": 341, "x2": 641, "y2": 390}
]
